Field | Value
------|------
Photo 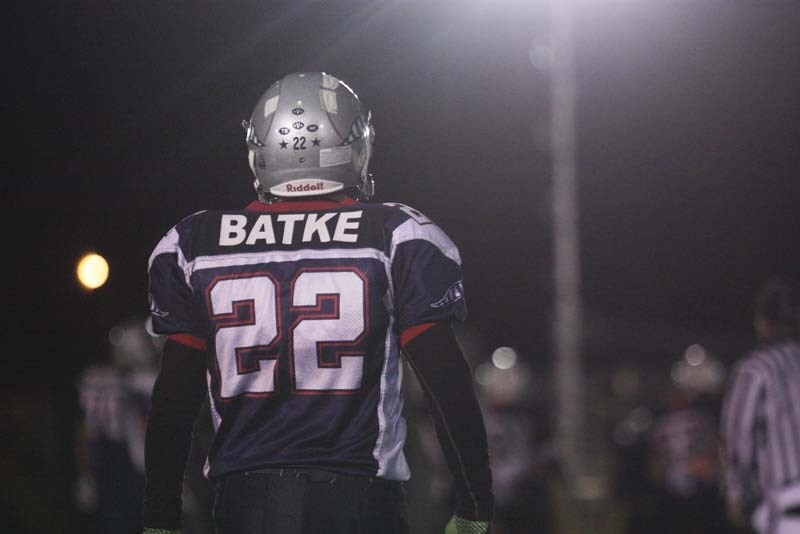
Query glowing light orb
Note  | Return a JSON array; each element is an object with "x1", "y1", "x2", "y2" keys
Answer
[
  {"x1": 491, "y1": 346, "x2": 518, "y2": 370},
  {"x1": 77, "y1": 253, "x2": 109, "y2": 290}
]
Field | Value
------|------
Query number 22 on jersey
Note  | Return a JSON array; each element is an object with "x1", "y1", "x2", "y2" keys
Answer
[{"x1": 206, "y1": 267, "x2": 367, "y2": 400}]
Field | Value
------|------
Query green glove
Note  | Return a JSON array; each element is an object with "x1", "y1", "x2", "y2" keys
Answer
[
  {"x1": 142, "y1": 529, "x2": 181, "y2": 534},
  {"x1": 444, "y1": 515, "x2": 490, "y2": 534}
]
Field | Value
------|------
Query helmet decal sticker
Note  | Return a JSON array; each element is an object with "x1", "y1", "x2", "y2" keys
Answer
[
  {"x1": 320, "y1": 146, "x2": 351, "y2": 167},
  {"x1": 321, "y1": 89, "x2": 338, "y2": 114},
  {"x1": 269, "y1": 178, "x2": 344, "y2": 196},
  {"x1": 292, "y1": 136, "x2": 307, "y2": 150},
  {"x1": 292, "y1": 107, "x2": 304, "y2": 115},
  {"x1": 263, "y1": 96, "x2": 279, "y2": 118},
  {"x1": 321, "y1": 73, "x2": 340, "y2": 90}
]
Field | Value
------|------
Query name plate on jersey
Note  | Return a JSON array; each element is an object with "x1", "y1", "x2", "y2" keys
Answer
[{"x1": 219, "y1": 211, "x2": 362, "y2": 246}]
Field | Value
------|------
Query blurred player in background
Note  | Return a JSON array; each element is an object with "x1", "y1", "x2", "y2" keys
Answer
[
  {"x1": 613, "y1": 352, "x2": 731, "y2": 534},
  {"x1": 721, "y1": 277, "x2": 800, "y2": 534},
  {"x1": 142, "y1": 72, "x2": 493, "y2": 534},
  {"x1": 75, "y1": 316, "x2": 162, "y2": 534},
  {"x1": 641, "y1": 384, "x2": 728, "y2": 534},
  {"x1": 478, "y1": 363, "x2": 553, "y2": 534}
]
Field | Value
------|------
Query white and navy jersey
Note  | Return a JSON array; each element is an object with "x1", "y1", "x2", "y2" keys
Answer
[
  {"x1": 721, "y1": 339, "x2": 800, "y2": 507},
  {"x1": 147, "y1": 198, "x2": 466, "y2": 481}
]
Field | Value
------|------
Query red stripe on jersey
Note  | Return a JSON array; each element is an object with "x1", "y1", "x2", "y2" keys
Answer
[
  {"x1": 400, "y1": 322, "x2": 440, "y2": 349},
  {"x1": 245, "y1": 197, "x2": 357, "y2": 213},
  {"x1": 168, "y1": 333, "x2": 208, "y2": 351}
]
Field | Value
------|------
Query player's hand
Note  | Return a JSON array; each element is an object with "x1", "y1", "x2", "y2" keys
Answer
[
  {"x1": 444, "y1": 515, "x2": 490, "y2": 534},
  {"x1": 142, "y1": 529, "x2": 181, "y2": 534}
]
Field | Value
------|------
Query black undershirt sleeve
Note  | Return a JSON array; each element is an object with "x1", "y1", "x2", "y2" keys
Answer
[
  {"x1": 142, "y1": 339, "x2": 208, "y2": 529},
  {"x1": 403, "y1": 322, "x2": 494, "y2": 522}
]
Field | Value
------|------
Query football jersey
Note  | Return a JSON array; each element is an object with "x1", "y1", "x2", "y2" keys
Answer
[{"x1": 147, "y1": 197, "x2": 466, "y2": 481}]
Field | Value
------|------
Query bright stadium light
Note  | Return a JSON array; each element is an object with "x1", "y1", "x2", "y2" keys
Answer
[
  {"x1": 76, "y1": 253, "x2": 109, "y2": 290},
  {"x1": 684, "y1": 344, "x2": 707, "y2": 367},
  {"x1": 491, "y1": 346, "x2": 519, "y2": 370}
]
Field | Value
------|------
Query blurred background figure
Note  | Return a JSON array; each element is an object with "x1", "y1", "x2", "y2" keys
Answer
[
  {"x1": 475, "y1": 356, "x2": 554, "y2": 534},
  {"x1": 616, "y1": 346, "x2": 732, "y2": 534},
  {"x1": 74, "y1": 316, "x2": 215, "y2": 534},
  {"x1": 642, "y1": 384, "x2": 729, "y2": 534},
  {"x1": 74, "y1": 316, "x2": 163, "y2": 534},
  {"x1": 403, "y1": 346, "x2": 552, "y2": 534},
  {"x1": 721, "y1": 277, "x2": 800, "y2": 534}
]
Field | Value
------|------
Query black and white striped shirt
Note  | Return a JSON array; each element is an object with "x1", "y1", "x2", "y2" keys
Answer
[{"x1": 721, "y1": 339, "x2": 800, "y2": 508}]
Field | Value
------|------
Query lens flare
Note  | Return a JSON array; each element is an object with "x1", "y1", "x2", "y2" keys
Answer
[{"x1": 77, "y1": 253, "x2": 109, "y2": 290}]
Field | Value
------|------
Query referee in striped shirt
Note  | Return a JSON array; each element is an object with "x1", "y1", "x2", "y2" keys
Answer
[{"x1": 721, "y1": 277, "x2": 800, "y2": 534}]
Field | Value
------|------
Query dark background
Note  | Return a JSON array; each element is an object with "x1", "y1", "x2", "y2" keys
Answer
[
  {"x1": 4, "y1": 0, "x2": 799, "y2": 531},
  {"x1": 10, "y1": 0, "x2": 797, "y2": 378}
]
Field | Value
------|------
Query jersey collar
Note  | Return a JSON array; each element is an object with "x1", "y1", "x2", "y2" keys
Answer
[{"x1": 245, "y1": 197, "x2": 358, "y2": 213}]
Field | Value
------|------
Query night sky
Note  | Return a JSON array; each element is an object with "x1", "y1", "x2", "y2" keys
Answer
[{"x1": 8, "y1": 1, "x2": 800, "y2": 386}]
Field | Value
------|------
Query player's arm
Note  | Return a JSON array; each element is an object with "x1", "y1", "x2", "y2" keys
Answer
[
  {"x1": 142, "y1": 337, "x2": 207, "y2": 532},
  {"x1": 403, "y1": 322, "x2": 494, "y2": 533}
]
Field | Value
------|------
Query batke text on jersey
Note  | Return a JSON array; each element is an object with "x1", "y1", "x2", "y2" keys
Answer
[{"x1": 219, "y1": 210, "x2": 363, "y2": 246}]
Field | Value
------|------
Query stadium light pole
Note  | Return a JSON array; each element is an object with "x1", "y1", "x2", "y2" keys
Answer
[{"x1": 545, "y1": 0, "x2": 586, "y2": 498}]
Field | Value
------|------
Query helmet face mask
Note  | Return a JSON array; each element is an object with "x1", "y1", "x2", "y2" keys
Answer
[{"x1": 245, "y1": 72, "x2": 375, "y2": 202}]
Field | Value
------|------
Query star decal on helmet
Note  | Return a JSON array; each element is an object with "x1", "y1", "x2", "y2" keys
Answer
[
  {"x1": 279, "y1": 140, "x2": 288, "y2": 149},
  {"x1": 312, "y1": 137, "x2": 321, "y2": 147}
]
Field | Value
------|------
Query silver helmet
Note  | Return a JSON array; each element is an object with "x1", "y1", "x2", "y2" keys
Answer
[{"x1": 244, "y1": 72, "x2": 375, "y2": 201}]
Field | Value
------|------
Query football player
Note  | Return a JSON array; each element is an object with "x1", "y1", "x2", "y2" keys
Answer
[{"x1": 142, "y1": 72, "x2": 493, "y2": 534}]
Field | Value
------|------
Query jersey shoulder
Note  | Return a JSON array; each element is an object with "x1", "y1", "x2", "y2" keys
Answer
[
  {"x1": 148, "y1": 210, "x2": 219, "y2": 266},
  {"x1": 373, "y1": 202, "x2": 461, "y2": 264}
]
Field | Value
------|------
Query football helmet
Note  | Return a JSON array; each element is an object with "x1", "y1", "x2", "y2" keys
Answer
[{"x1": 244, "y1": 72, "x2": 375, "y2": 201}]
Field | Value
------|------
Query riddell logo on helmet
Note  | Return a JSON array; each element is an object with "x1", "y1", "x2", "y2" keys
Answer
[
  {"x1": 286, "y1": 182, "x2": 324, "y2": 192},
  {"x1": 272, "y1": 179, "x2": 343, "y2": 197}
]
